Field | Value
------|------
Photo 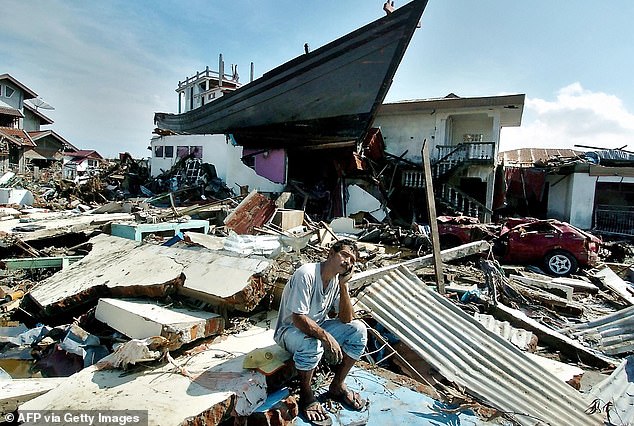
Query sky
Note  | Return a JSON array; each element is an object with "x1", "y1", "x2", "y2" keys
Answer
[{"x1": 2, "y1": 0, "x2": 633, "y2": 158}]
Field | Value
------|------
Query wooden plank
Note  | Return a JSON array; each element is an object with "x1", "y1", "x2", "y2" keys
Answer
[
  {"x1": 588, "y1": 266, "x2": 634, "y2": 305},
  {"x1": 492, "y1": 302, "x2": 617, "y2": 368},
  {"x1": 350, "y1": 240, "x2": 491, "y2": 293},
  {"x1": 509, "y1": 274, "x2": 574, "y2": 301},
  {"x1": 421, "y1": 139, "x2": 444, "y2": 293}
]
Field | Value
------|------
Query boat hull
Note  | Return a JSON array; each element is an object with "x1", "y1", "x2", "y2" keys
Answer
[{"x1": 154, "y1": 0, "x2": 428, "y2": 148}]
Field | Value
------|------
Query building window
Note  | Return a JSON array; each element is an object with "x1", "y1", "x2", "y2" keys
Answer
[
  {"x1": 463, "y1": 133, "x2": 483, "y2": 143},
  {"x1": 164, "y1": 146, "x2": 174, "y2": 158},
  {"x1": 87, "y1": 159, "x2": 98, "y2": 167},
  {"x1": 154, "y1": 145, "x2": 164, "y2": 158},
  {"x1": 177, "y1": 146, "x2": 190, "y2": 159},
  {"x1": 190, "y1": 146, "x2": 203, "y2": 159},
  {"x1": 4, "y1": 86, "x2": 14, "y2": 98}
]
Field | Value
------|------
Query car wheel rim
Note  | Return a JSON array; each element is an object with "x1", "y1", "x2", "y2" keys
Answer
[{"x1": 549, "y1": 255, "x2": 571, "y2": 274}]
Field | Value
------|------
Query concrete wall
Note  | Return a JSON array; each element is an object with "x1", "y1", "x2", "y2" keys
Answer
[
  {"x1": 0, "y1": 81, "x2": 23, "y2": 110},
  {"x1": 546, "y1": 173, "x2": 634, "y2": 229},
  {"x1": 372, "y1": 113, "x2": 435, "y2": 165},
  {"x1": 150, "y1": 134, "x2": 285, "y2": 195},
  {"x1": 22, "y1": 109, "x2": 45, "y2": 132},
  {"x1": 449, "y1": 114, "x2": 493, "y2": 145},
  {"x1": 374, "y1": 109, "x2": 500, "y2": 165}
]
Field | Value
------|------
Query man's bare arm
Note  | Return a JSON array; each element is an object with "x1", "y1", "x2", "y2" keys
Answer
[{"x1": 337, "y1": 276, "x2": 354, "y2": 323}]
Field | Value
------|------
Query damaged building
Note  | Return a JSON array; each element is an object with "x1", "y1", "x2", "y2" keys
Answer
[{"x1": 2, "y1": 1, "x2": 634, "y2": 425}]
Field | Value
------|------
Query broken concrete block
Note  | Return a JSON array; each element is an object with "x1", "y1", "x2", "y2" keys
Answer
[
  {"x1": 20, "y1": 317, "x2": 277, "y2": 424},
  {"x1": 27, "y1": 234, "x2": 271, "y2": 316},
  {"x1": 95, "y1": 298, "x2": 224, "y2": 350},
  {"x1": 329, "y1": 217, "x2": 363, "y2": 235}
]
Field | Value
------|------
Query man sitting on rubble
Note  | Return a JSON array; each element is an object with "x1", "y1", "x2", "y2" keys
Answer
[{"x1": 274, "y1": 239, "x2": 368, "y2": 426}]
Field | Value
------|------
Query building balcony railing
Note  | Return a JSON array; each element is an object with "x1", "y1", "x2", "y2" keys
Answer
[
  {"x1": 594, "y1": 205, "x2": 634, "y2": 236},
  {"x1": 434, "y1": 142, "x2": 495, "y2": 164}
]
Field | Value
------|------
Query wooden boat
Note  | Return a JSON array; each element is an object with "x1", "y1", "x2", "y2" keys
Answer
[{"x1": 154, "y1": 0, "x2": 428, "y2": 148}]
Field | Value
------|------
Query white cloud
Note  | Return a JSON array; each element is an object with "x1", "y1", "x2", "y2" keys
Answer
[
  {"x1": 1, "y1": 0, "x2": 196, "y2": 158},
  {"x1": 500, "y1": 83, "x2": 634, "y2": 152}
]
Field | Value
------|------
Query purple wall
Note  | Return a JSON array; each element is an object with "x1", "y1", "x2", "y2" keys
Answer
[{"x1": 243, "y1": 148, "x2": 286, "y2": 183}]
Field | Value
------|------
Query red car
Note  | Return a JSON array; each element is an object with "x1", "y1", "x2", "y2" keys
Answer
[{"x1": 438, "y1": 217, "x2": 601, "y2": 276}]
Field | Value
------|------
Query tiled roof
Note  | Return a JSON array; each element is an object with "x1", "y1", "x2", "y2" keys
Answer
[
  {"x1": 0, "y1": 100, "x2": 23, "y2": 118},
  {"x1": 0, "y1": 127, "x2": 36, "y2": 147},
  {"x1": 67, "y1": 149, "x2": 104, "y2": 160}
]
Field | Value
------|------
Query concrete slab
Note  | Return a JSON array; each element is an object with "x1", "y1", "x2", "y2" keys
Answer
[
  {"x1": 1, "y1": 378, "x2": 66, "y2": 416},
  {"x1": 0, "y1": 211, "x2": 135, "y2": 241},
  {"x1": 95, "y1": 298, "x2": 224, "y2": 350},
  {"x1": 28, "y1": 233, "x2": 272, "y2": 316},
  {"x1": 19, "y1": 318, "x2": 280, "y2": 425}
]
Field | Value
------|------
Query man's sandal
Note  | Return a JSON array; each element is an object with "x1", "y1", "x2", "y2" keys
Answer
[
  {"x1": 325, "y1": 389, "x2": 367, "y2": 411},
  {"x1": 299, "y1": 400, "x2": 332, "y2": 426}
]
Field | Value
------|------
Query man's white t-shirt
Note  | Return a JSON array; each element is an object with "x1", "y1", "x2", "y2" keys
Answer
[{"x1": 274, "y1": 262, "x2": 340, "y2": 341}]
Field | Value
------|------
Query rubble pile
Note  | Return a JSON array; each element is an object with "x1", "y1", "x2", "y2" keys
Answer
[{"x1": 0, "y1": 167, "x2": 633, "y2": 425}]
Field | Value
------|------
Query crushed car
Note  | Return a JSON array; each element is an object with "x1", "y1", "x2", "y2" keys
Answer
[{"x1": 437, "y1": 216, "x2": 602, "y2": 276}]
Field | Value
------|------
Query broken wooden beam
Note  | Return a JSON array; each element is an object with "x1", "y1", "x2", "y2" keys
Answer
[
  {"x1": 491, "y1": 302, "x2": 617, "y2": 368},
  {"x1": 510, "y1": 274, "x2": 574, "y2": 301},
  {"x1": 350, "y1": 240, "x2": 490, "y2": 293},
  {"x1": 587, "y1": 265, "x2": 634, "y2": 305}
]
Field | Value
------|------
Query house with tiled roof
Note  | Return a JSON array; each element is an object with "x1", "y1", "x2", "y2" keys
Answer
[
  {"x1": 62, "y1": 149, "x2": 107, "y2": 180},
  {"x1": 0, "y1": 73, "x2": 83, "y2": 174}
]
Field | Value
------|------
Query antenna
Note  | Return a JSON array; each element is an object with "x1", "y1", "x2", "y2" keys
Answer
[{"x1": 28, "y1": 98, "x2": 55, "y2": 111}]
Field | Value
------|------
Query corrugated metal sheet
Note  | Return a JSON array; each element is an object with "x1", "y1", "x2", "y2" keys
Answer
[
  {"x1": 499, "y1": 148, "x2": 583, "y2": 167},
  {"x1": 588, "y1": 149, "x2": 634, "y2": 163},
  {"x1": 357, "y1": 266, "x2": 603, "y2": 426},
  {"x1": 559, "y1": 304, "x2": 634, "y2": 356},
  {"x1": 473, "y1": 313, "x2": 536, "y2": 351},
  {"x1": 589, "y1": 355, "x2": 634, "y2": 425}
]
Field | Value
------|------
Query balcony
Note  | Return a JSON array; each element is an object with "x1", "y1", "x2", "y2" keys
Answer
[{"x1": 434, "y1": 142, "x2": 495, "y2": 164}]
